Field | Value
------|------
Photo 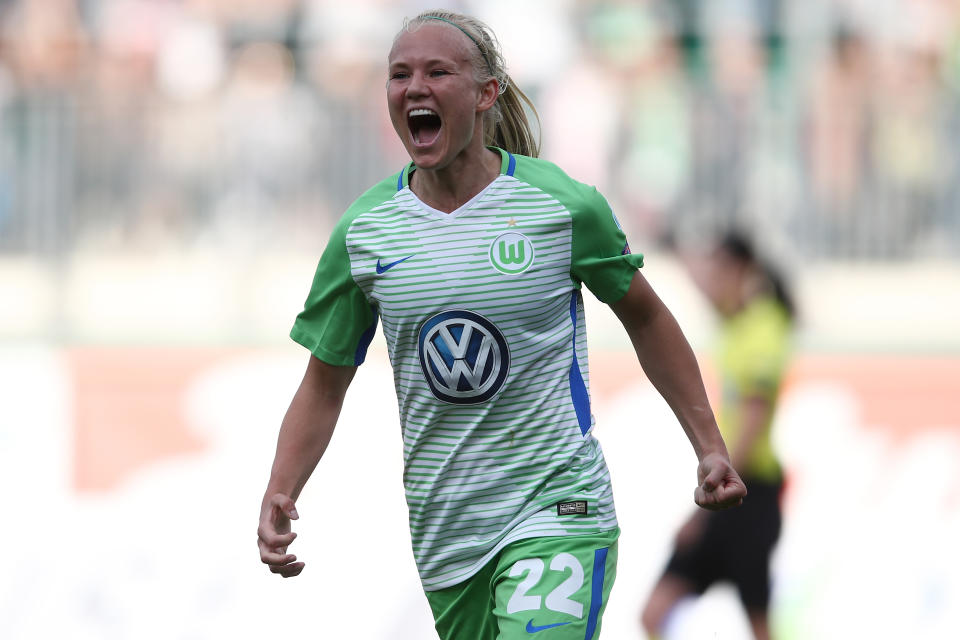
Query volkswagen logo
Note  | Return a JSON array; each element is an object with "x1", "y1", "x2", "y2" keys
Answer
[{"x1": 417, "y1": 310, "x2": 510, "y2": 404}]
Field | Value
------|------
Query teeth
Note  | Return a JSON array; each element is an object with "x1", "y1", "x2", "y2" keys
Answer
[{"x1": 409, "y1": 108, "x2": 438, "y2": 117}]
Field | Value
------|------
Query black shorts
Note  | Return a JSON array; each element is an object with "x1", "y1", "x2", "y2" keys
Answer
[{"x1": 663, "y1": 477, "x2": 783, "y2": 611}]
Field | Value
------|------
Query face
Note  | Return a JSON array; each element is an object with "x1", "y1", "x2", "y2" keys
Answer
[
  {"x1": 702, "y1": 248, "x2": 747, "y2": 316},
  {"x1": 387, "y1": 23, "x2": 498, "y2": 171}
]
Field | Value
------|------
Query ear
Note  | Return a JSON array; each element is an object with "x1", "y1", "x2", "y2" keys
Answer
[{"x1": 476, "y1": 78, "x2": 499, "y2": 113}]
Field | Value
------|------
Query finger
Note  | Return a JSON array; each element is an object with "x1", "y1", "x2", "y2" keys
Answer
[
  {"x1": 699, "y1": 465, "x2": 726, "y2": 493},
  {"x1": 694, "y1": 485, "x2": 708, "y2": 507},
  {"x1": 695, "y1": 486, "x2": 727, "y2": 510},
  {"x1": 695, "y1": 482, "x2": 746, "y2": 510},
  {"x1": 270, "y1": 561, "x2": 305, "y2": 578},
  {"x1": 260, "y1": 549, "x2": 298, "y2": 566},
  {"x1": 258, "y1": 529, "x2": 297, "y2": 549},
  {"x1": 717, "y1": 483, "x2": 747, "y2": 508},
  {"x1": 270, "y1": 493, "x2": 299, "y2": 520},
  {"x1": 712, "y1": 491, "x2": 743, "y2": 509}
]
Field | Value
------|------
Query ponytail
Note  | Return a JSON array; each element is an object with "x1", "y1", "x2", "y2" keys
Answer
[
  {"x1": 486, "y1": 76, "x2": 541, "y2": 158},
  {"x1": 761, "y1": 263, "x2": 796, "y2": 321}
]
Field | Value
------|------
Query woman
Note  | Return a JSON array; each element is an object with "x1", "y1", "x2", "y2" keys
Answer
[
  {"x1": 641, "y1": 233, "x2": 794, "y2": 640},
  {"x1": 257, "y1": 10, "x2": 746, "y2": 640}
]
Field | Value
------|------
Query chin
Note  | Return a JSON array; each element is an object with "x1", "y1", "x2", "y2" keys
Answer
[{"x1": 406, "y1": 147, "x2": 448, "y2": 171}]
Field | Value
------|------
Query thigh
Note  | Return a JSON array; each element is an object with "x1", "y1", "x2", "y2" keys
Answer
[
  {"x1": 661, "y1": 514, "x2": 724, "y2": 596},
  {"x1": 492, "y1": 529, "x2": 619, "y2": 640},
  {"x1": 425, "y1": 563, "x2": 499, "y2": 640}
]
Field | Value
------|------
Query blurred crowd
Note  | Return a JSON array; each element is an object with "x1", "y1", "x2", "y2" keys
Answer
[{"x1": 2, "y1": 0, "x2": 960, "y2": 260}]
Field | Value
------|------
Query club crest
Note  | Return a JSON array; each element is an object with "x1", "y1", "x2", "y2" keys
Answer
[{"x1": 489, "y1": 232, "x2": 535, "y2": 275}]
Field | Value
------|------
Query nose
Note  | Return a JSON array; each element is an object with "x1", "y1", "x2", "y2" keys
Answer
[{"x1": 406, "y1": 70, "x2": 429, "y2": 99}]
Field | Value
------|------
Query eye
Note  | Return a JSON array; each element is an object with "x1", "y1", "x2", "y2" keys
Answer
[
  {"x1": 390, "y1": 71, "x2": 409, "y2": 81},
  {"x1": 429, "y1": 69, "x2": 450, "y2": 78}
]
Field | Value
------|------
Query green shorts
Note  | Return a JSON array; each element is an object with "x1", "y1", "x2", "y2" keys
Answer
[{"x1": 425, "y1": 528, "x2": 619, "y2": 640}]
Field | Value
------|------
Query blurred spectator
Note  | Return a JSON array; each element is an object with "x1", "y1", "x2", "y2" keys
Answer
[
  {"x1": 71, "y1": 0, "x2": 170, "y2": 249},
  {"x1": 2, "y1": 0, "x2": 88, "y2": 88},
  {"x1": 538, "y1": 0, "x2": 628, "y2": 194},
  {"x1": 0, "y1": 32, "x2": 15, "y2": 239},
  {"x1": 0, "y1": 0, "x2": 959, "y2": 260},
  {"x1": 216, "y1": 0, "x2": 301, "y2": 47},
  {"x1": 617, "y1": 29, "x2": 692, "y2": 243},
  {"x1": 208, "y1": 40, "x2": 322, "y2": 248},
  {"x1": 802, "y1": 27, "x2": 872, "y2": 258},
  {"x1": 1, "y1": 0, "x2": 88, "y2": 255},
  {"x1": 869, "y1": 44, "x2": 953, "y2": 258},
  {"x1": 148, "y1": 8, "x2": 226, "y2": 247},
  {"x1": 470, "y1": 0, "x2": 576, "y2": 87},
  {"x1": 298, "y1": 0, "x2": 406, "y2": 219},
  {"x1": 675, "y1": 20, "x2": 770, "y2": 240}
]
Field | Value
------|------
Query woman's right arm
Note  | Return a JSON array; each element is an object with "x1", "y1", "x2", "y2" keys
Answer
[{"x1": 257, "y1": 355, "x2": 357, "y2": 577}]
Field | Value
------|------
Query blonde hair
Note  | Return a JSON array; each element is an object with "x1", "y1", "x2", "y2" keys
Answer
[{"x1": 401, "y1": 10, "x2": 541, "y2": 158}]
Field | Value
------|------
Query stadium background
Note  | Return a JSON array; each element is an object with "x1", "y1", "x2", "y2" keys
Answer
[{"x1": 1, "y1": 0, "x2": 958, "y2": 638}]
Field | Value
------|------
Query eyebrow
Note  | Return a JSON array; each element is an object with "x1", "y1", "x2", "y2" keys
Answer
[{"x1": 388, "y1": 57, "x2": 463, "y2": 72}]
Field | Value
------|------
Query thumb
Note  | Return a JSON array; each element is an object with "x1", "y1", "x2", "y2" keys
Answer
[{"x1": 700, "y1": 465, "x2": 725, "y2": 493}]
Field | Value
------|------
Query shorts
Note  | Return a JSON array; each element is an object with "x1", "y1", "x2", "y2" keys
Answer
[
  {"x1": 663, "y1": 477, "x2": 782, "y2": 611},
  {"x1": 425, "y1": 528, "x2": 619, "y2": 640}
]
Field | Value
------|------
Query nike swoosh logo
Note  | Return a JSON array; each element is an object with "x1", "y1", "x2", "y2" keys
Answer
[
  {"x1": 526, "y1": 619, "x2": 572, "y2": 633},
  {"x1": 375, "y1": 255, "x2": 415, "y2": 274}
]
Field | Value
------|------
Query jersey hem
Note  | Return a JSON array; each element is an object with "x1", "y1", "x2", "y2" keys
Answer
[{"x1": 420, "y1": 525, "x2": 621, "y2": 592}]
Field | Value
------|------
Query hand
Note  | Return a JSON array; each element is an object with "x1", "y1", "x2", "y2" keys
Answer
[
  {"x1": 258, "y1": 493, "x2": 305, "y2": 577},
  {"x1": 694, "y1": 452, "x2": 747, "y2": 511}
]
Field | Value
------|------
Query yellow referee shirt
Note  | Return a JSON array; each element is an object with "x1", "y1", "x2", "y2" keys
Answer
[{"x1": 716, "y1": 296, "x2": 792, "y2": 482}]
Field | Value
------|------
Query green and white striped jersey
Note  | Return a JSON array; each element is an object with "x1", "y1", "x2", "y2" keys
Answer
[{"x1": 292, "y1": 148, "x2": 643, "y2": 590}]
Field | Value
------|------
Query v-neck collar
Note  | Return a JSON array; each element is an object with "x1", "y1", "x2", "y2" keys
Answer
[
  {"x1": 409, "y1": 177, "x2": 499, "y2": 220},
  {"x1": 396, "y1": 147, "x2": 517, "y2": 196},
  {"x1": 396, "y1": 148, "x2": 516, "y2": 221}
]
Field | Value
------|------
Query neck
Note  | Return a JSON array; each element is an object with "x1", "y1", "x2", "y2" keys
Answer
[{"x1": 410, "y1": 146, "x2": 501, "y2": 213}]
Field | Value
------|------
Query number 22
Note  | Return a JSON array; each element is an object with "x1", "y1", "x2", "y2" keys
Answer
[{"x1": 506, "y1": 553, "x2": 585, "y2": 618}]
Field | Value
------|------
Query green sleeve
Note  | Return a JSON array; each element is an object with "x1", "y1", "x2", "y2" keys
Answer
[
  {"x1": 569, "y1": 187, "x2": 644, "y2": 303},
  {"x1": 509, "y1": 154, "x2": 643, "y2": 303},
  {"x1": 290, "y1": 216, "x2": 377, "y2": 367}
]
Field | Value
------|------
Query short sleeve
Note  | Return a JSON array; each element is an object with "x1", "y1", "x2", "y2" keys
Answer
[
  {"x1": 570, "y1": 188, "x2": 644, "y2": 303},
  {"x1": 290, "y1": 219, "x2": 378, "y2": 367}
]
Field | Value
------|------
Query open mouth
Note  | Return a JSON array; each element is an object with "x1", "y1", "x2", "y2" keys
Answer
[{"x1": 408, "y1": 108, "x2": 442, "y2": 146}]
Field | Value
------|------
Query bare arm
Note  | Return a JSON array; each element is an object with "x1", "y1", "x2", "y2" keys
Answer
[
  {"x1": 257, "y1": 355, "x2": 357, "y2": 577},
  {"x1": 610, "y1": 271, "x2": 746, "y2": 510}
]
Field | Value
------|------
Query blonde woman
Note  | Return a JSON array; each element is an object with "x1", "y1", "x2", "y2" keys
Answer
[{"x1": 258, "y1": 10, "x2": 745, "y2": 639}]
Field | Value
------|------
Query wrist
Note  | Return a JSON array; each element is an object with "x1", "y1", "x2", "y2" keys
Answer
[{"x1": 696, "y1": 443, "x2": 731, "y2": 465}]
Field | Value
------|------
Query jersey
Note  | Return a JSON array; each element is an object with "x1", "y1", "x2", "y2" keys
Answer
[
  {"x1": 716, "y1": 296, "x2": 792, "y2": 482},
  {"x1": 291, "y1": 148, "x2": 643, "y2": 590}
]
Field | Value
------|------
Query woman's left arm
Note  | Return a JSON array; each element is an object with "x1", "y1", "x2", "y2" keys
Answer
[{"x1": 610, "y1": 271, "x2": 747, "y2": 510}]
